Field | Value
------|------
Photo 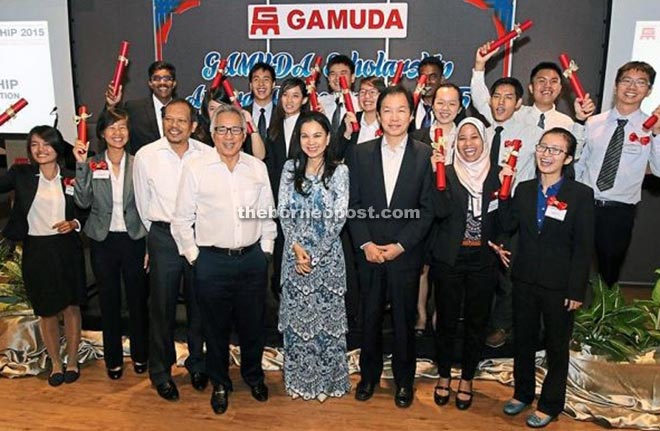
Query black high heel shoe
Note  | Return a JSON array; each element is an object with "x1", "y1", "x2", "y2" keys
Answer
[
  {"x1": 455, "y1": 389, "x2": 473, "y2": 410},
  {"x1": 433, "y1": 379, "x2": 451, "y2": 406},
  {"x1": 107, "y1": 367, "x2": 123, "y2": 380}
]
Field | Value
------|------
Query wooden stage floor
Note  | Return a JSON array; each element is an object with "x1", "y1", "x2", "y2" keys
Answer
[{"x1": 2, "y1": 359, "x2": 608, "y2": 431}]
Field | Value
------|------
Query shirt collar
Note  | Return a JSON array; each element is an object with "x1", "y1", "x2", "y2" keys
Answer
[
  {"x1": 531, "y1": 104, "x2": 556, "y2": 116},
  {"x1": 539, "y1": 176, "x2": 564, "y2": 196},
  {"x1": 609, "y1": 107, "x2": 642, "y2": 122},
  {"x1": 152, "y1": 94, "x2": 170, "y2": 109},
  {"x1": 381, "y1": 135, "x2": 408, "y2": 152}
]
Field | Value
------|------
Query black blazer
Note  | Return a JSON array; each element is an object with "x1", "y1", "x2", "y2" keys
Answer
[
  {"x1": 347, "y1": 136, "x2": 434, "y2": 271},
  {"x1": 0, "y1": 164, "x2": 87, "y2": 241},
  {"x1": 116, "y1": 97, "x2": 161, "y2": 155},
  {"x1": 499, "y1": 178, "x2": 594, "y2": 301},
  {"x1": 336, "y1": 111, "x2": 364, "y2": 161},
  {"x1": 265, "y1": 126, "x2": 295, "y2": 204},
  {"x1": 410, "y1": 127, "x2": 432, "y2": 146},
  {"x1": 427, "y1": 166, "x2": 502, "y2": 267}
]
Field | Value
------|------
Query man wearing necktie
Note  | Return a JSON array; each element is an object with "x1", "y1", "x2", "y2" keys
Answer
[
  {"x1": 245, "y1": 62, "x2": 276, "y2": 142},
  {"x1": 319, "y1": 54, "x2": 360, "y2": 132},
  {"x1": 575, "y1": 61, "x2": 660, "y2": 287},
  {"x1": 413, "y1": 56, "x2": 444, "y2": 131}
]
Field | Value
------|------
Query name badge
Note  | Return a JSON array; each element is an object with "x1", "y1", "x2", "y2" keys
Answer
[
  {"x1": 487, "y1": 199, "x2": 499, "y2": 213},
  {"x1": 93, "y1": 170, "x2": 110, "y2": 179},
  {"x1": 622, "y1": 144, "x2": 642, "y2": 155},
  {"x1": 545, "y1": 205, "x2": 566, "y2": 221},
  {"x1": 65, "y1": 185, "x2": 74, "y2": 196}
]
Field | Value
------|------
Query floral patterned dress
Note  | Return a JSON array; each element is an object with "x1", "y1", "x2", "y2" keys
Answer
[{"x1": 277, "y1": 160, "x2": 351, "y2": 401}]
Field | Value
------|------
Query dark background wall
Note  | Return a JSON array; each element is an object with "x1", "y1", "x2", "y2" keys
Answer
[{"x1": 68, "y1": 0, "x2": 658, "y2": 284}]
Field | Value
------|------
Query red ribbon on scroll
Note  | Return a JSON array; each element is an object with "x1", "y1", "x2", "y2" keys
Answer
[
  {"x1": 412, "y1": 74, "x2": 428, "y2": 111},
  {"x1": 210, "y1": 58, "x2": 228, "y2": 91},
  {"x1": 643, "y1": 114, "x2": 658, "y2": 130},
  {"x1": 110, "y1": 41, "x2": 130, "y2": 96},
  {"x1": 499, "y1": 139, "x2": 522, "y2": 200},
  {"x1": 480, "y1": 20, "x2": 533, "y2": 55},
  {"x1": 339, "y1": 76, "x2": 359, "y2": 133},
  {"x1": 433, "y1": 128, "x2": 447, "y2": 191},
  {"x1": 390, "y1": 61, "x2": 404, "y2": 86},
  {"x1": 559, "y1": 53, "x2": 586, "y2": 100},
  {"x1": 75, "y1": 105, "x2": 91, "y2": 144},
  {"x1": 221, "y1": 79, "x2": 255, "y2": 135},
  {"x1": 0, "y1": 98, "x2": 28, "y2": 127}
]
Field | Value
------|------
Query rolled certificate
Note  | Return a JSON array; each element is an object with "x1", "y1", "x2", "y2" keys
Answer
[
  {"x1": 0, "y1": 98, "x2": 28, "y2": 127},
  {"x1": 480, "y1": 20, "x2": 533, "y2": 55},
  {"x1": 221, "y1": 79, "x2": 255, "y2": 135},
  {"x1": 110, "y1": 41, "x2": 130, "y2": 96},
  {"x1": 210, "y1": 58, "x2": 228, "y2": 91},
  {"x1": 310, "y1": 55, "x2": 323, "y2": 82},
  {"x1": 433, "y1": 128, "x2": 446, "y2": 191},
  {"x1": 339, "y1": 76, "x2": 359, "y2": 133},
  {"x1": 412, "y1": 74, "x2": 428, "y2": 110},
  {"x1": 499, "y1": 139, "x2": 522, "y2": 200},
  {"x1": 305, "y1": 76, "x2": 320, "y2": 112},
  {"x1": 643, "y1": 114, "x2": 658, "y2": 130},
  {"x1": 76, "y1": 105, "x2": 90, "y2": 144},
  {"x1": 559, "y1": 53, "x2": 586, "y2": 100},
  {"x1": 390, "y1": 60, "x2": 404, "y2": 86}
]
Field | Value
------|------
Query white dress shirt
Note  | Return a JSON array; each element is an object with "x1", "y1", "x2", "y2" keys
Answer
[
  {"x1": 357, "y1": 115, "x2": 380, "y2": 144},
  {"x1": 283, "y1": 113, "x2": 300, "y2": 156},
  {"x1": 107, "y1": 153, "x2": 127, "y2": 232},
  {"x1": 381, "y1": 136, "x2": 408, "y2": 206},
  {"x1": 171, "y1": 151, "x2": 277, "y2": 264},
  {"x1": 152, "y1": 95, "x2": 166, "y2": 138},
  {"x1": 319, "y1": 92, "x2": 360, "y2": 124},
  {"x1": 27, "y1": 169, "x2": 66, "y2": 236},
  {"x1": 133, "y1": 137, "x2": 212, "y2": 231},
  {"x1": 575, "y1": 108, "x2": 660, "y2": 204},
  {"x1": 414, "y1": 101, "x2": 435, "y2": 130}
]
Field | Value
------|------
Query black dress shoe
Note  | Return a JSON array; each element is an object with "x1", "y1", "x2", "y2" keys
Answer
[
  {"x1": 250, "y1": 382, "x2": 269, "y2": 402},
  {"x1": 47, "y1": 370, "x2": 65, "y2": 387},
  {"x1": 455, "y1": 389, "x2": 473, "y2": 410},
  {"x1": 395, "y1": 386, "x2": 413, "y2": 408},
  {"x1": 64, "y1": 366, "x2": 80, "y2": 384},
  {"x1": 433, "y1": 384, "x2": 451, "y2": 406},
  {"x1": 133, "y1": 362, "x2": 148, "y2": 374},
  {"x1": 156, "y1": 380, "x2": 180, "y2": 401},
  {"x1": 107, "y1": 367, "x2": 123, "y2": 380},
  {"x1": 210, "y1": 385, "x2": 229, "y2": 414},
  {"x1": 191, "y1": 371, "x2": 209, "y2": 391},
  {"x1": 355, "y1": 380, "x2": 375, "y2": 401}
]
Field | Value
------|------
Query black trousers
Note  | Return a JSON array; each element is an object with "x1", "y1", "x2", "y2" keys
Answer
[
  {"x1": 90, "y1": 233, "x2": 148, "y2": 369},
  {"x1": 431, "y1": 247, "x2": 497, "y2": 380},
  {"x1": 271, "y1": 220, "x2": 284, "y2": 297},
  {"x1": 147, "y1": 223, "x2": 205, "y2": 385},
  {"x1": 195, "y1": 245, "x2": 268, "y2": 389},
  {"x1": 512, "y1": 280, "x2": 574, "y2": 417},
  {"x1": 594, "y1": 204, "x2": 636, "y2": 287},
  {"x1": 358, "y1": 264, "x2": 419, "y2": 389},
  {"x1": 341, "y1": 227, "x2": 361, "y2": 330}
]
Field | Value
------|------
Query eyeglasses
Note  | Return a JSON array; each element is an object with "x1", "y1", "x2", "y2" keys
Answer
[
  {"x1": 618, "y1": 77, "x2": 650, "y2": 88},
  {"x1": 214, "y1": 126, "x2": 244, "y2": 136},
  {"x1": 535, "y1": 143, "x2": 566, "y2": 155},
  {"x1": 150, "y1": 75, "x2": 175, "y2": 83},
  {"x1": 358, "y1": 89, "x2": 380, "y2": 97}
]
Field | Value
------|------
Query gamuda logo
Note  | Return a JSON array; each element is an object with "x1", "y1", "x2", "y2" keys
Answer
[{"x1": 248, "y1": 3, "x2": 408, "y2": 39}]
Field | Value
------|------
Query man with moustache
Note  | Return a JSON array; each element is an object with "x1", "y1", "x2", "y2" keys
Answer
[
  {"x1": 412, "y1": 56, "x2": 445, "y2": 130},
  {"x1": 171, "y1": 104, "x2": 276, "y2": 414},
  {"x1": 244, "y1": 62, "x2": 276, "y2": 141},
  {"x1": 106, "y1": 61, "x2": 177, "y2": 155},
  {"x1": 347, "y1": 86, "x2": 433, "y2": 408},
  {"x1": 133, "y1": 99, "x2": 211, "y2": 401}
]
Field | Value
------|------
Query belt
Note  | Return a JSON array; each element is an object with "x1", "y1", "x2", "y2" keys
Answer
[
  {"x1": 594, "y1": 200, "x2": 635, "y2": 208},
  {"x1": 460, "y1": 239, "x2": 482, "y2": 247},
  {"x1": 151, "y1": 221, "x2": 171, "y2": 228},
  {"x1": 204, "y1": 242, "x2": 258, "y2": 257}
]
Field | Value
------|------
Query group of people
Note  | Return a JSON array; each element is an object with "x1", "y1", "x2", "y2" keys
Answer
[{"x1": 2, "y1": 39, "x2": 659, "y2": 428}]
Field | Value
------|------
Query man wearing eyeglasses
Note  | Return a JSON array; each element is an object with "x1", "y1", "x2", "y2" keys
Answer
[
  {"x1": 105, "y1": 61, "x2": 177, "y2": 154},
  {"x1": 171, "y1": 104, "x2": 276, "y2": 414},
  {"x1": 575, "y1": 61, "x2": 660, "y2": 287},
  {"x1": 133, "y1": 99, "x2": 212, "y2": 402}
]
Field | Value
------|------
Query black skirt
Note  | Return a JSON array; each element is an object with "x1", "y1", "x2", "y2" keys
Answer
[{"x1": 22, "y1": 233, "x2": 86, "y2": 317}]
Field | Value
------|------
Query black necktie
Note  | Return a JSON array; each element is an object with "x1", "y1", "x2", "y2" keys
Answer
[
  {"x1": 421, "y1": 104, "x2": 433, "y2": 129},
  {"x1": 331, "y1": 98, "x2": 342, "y2": 131},
  {"x1": 596, "y1": 119, "x2": 628, "y2": 191},
  {"x1": 537, "y1": 113, "x2": 545, "y2": 129},
  {"x1": 258, "y1": 107, "x2": 267, "y2": 138},
  {"x1": 490, "y1": 126, "x2": 504, "y2": 166}
]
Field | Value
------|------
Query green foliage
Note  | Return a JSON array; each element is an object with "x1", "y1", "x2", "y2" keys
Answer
[
  {"x1": 572, "y1": 273, "x2": 660, "y2": 362},
  {"x1": 0, "y1": 242, "x2": 30, "y2": 312}
]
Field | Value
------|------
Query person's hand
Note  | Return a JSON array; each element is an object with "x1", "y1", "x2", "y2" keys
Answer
[
  {"x1": 73, "y1": 139, "x2": 89, "y2": 163},
  {"x1": 242, "y1": 109, "x2": 254, "y2": 125},
  {"x1": 53, "y1": 220, "x2": 78, "y2": 234},
  {"x1": 574, "y1": 93, "x2": 596, "y2": 121},
  {"x1": 650, "y1": 105, "x2": 660, "y2": 136},
  {"x1": 488, "y1": 241, "x2": 512, "y2": 268},
  {"x1": 430, "y1": 149, "x2": 446, "y2": 172},
  {"x1": 105, "y1": 83, "x2": 122, "y2": 107},
  {"x1": 565, "y1": 298, "x2": 583, "y2": 311},
  {"x1": 378, "y1": 243, "x2": 404, "y2": 261},
  {"x1": 475, "y1": 42, "x2": 499, "y2": 71},
  {"x1": 498, "y1": 164, "x2": 515, "y2": 185},
  {"x1": 143, "y1": 253, "x2": 150, "y2": 273},
  {"x1": 363, "y1": 242, "x2": 385, "y2": 264},
  {"x1": 293, "y1": 243, "x2": 312, "y2": 275},
  {"x1": 343, "y1": 111, "x2": 358, "y2": 138}
]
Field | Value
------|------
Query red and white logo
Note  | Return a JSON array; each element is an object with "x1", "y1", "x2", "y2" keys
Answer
[{"x1": 248, "y1": 3, "x2": 408, "y2": 39}]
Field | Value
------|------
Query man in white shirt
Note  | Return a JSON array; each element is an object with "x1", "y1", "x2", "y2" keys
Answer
[
  {"x1": 171, "y1": 104, "x2": 276, "y2": 415},
  {"x1": 245, "y1": 62, "x2": 276, "y2": 141},
  {"x1": 105, "y1": 61, "x2": 177, "y2": 154},
  {"x1": 575, "y1": 61, "x2": 660, "y2": 287},
  {"x1": 318, "y1": 54, "x2": 360, "y2": 132},
  {"x1": 133, "y1": 99, "x2": 212, "y2": 401}
]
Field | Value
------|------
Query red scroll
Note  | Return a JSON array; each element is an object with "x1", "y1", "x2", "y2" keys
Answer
[
  {"x1": 306, "y1": 56, "x2": 323, "y2": 111},
  {"x1": 433, "y1": 128, "x2": 447, "y2": 191},
  {"x1": 75, "y1": 105, "x2": 91, "y2": 143},
  {"x1": 390, "y1": 61, "x2": 404, "y2": 86},
  {"x1": 480, "y1": 20, "x2": 533, "y2": 55},
  {"x1": 339, "y1": 76, "x2": 359, "y2": 133},
  {"x1": 310, "y1": 56, "x2": 323, "y2": 82},
  {"x1": 110, "y1": 41, "x2": 130, "y2": 96},
  {"x1": 559, "y1": 53, "x2": 586, "y2": 100},
  {"x1": 412, "y1": 74, "x2": 428, "y2": 111},
  {"x1": 0, "y1": 98, "x2": 28, "y2": 127},
  {"x1": 499, "y1": 139, "x2": 522, "y2": 200},
  {"x1": 643, "y1": 114, "x2": 658, "y2": 130},
  {"x1": 221, "y1": 79, "x2": 255, "y2": 135},
  {"x1": 210, "y1": 58, "x2": 228, "y2": 91}
]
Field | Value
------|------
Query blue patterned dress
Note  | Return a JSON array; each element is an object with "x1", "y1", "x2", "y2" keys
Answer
[{"x1": 277, "y1": 160, "x2": 351, "y2": 401}]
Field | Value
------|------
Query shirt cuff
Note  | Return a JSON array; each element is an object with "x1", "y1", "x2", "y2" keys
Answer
[
  {"x1": 360, "y1": 241, "x2": 374, "y2": 250},
  {"x1": 396, "y1": 242, "x2": 405, "y2": 252},
  {"x1": 73, "y1": 219, "x2": 81, "y2": 232},
  {"x1": 260, "y1": 239, "x2": 274, "y2": 254},
  {"x1": 183, "y1": 246, "x2": 199, "y2": 265}
]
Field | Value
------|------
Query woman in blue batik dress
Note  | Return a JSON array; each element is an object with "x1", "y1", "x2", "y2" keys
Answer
[{"x1": 277, "y1": 111, "x2": 351, "y2": 401}]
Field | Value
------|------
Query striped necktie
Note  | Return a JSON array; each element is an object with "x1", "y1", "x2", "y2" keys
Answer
[{"x1": 596, "y1": 118, "x2": 628, "y2": 191}]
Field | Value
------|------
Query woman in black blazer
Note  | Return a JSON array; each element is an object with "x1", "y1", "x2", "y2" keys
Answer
[
  {"x1": 0, "y1": 126, "x2": 86, "y2": 386},
  {"x1": 73, "y1": 108, "x2": 149, "y2": 380},
  {"x1": 427, "y1": 117, "x2": 501, "y2": 410},
  {"x1": 496, "y1": 128, "x2": 594, "y2": 427}
]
